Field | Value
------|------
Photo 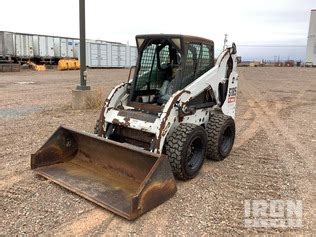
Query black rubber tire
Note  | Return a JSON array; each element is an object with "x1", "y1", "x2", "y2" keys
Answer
[
  {"x1": 206, "y1": 113, "x2": 235, "y2": 161},
  {"x1": 166, "y1": 123, "x2": 207, "y2": 180}
]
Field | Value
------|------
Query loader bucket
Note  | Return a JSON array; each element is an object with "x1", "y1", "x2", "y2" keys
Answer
[{"x1": 31, "y1": 126, "x2": 176, "y2": 220}]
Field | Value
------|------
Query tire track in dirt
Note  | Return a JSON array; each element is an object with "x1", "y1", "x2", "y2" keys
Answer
[
  {"x1": 96, "y1": 218, "x2": 133, "y2": 236},
  {"x1": 160, "y1": 127, "x2": 299, "y2": 235},
  {"x1": 242, "y1": 80, "x2": 315, "y2": 231},
  {"x1": 45, "y1": 209, "x2": 112, "y2": 236},
  {"x1": 0, "y1": 173, "x2": 27, "y2": 189},
  {"x1": 128, "y1": 203, "x2": 171, "y2": 235},
  {"x1": 88, "y1": 201, "x2": 171, "y2": 235},
  {"x1": 232, "y1": 72, "x2": 260, "y2": 149},
  {"x1": 245, "y1": 82, "x2": 314, "y2": 175},
  {"x1": 234, "y1": 104, "x2": 258, "y2": 149}
]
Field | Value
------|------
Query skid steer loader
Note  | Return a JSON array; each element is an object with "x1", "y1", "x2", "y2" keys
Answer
[{"x1": 31, "y1": 34, "x2": 238, "y2": 220}]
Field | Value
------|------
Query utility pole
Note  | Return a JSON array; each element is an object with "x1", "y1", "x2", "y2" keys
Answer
[
  {"x1": 72, "y1": 0, "x2": 91, "y2": 109},
  {"x1": 223, "y1": 34, "x2": 228, "y2": 51},
  {"x1": 77, "y1": 0, "x2": 90, "y2": 90}
]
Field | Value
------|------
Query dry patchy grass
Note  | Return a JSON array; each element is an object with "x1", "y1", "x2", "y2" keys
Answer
[{"x1": 84, "y1": 89, "x2": 104, "y2": 110}]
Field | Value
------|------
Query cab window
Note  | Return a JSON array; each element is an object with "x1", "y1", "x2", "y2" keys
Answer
[{"x1": 181, "y1": 43, "x2": 214, "y2": 89}]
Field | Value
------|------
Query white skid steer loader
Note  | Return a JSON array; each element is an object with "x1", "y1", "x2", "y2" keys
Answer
[{"x1": 31, "y1": 34, "x2": 238, "y2": 220}]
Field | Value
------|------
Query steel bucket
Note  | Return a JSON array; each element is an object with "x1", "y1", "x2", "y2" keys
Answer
[{"x1": 31, "y1": 126, "x2": 176, "y2": 220}]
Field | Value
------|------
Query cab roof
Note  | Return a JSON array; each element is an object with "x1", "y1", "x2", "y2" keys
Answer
[{"x1": 135, "y1": 34, "x2": 214, "y2": 46}]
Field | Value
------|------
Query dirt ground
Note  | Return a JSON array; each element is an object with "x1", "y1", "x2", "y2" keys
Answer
[{"x1": 0, "y1": 67, "x2": 315, "y2": 235}]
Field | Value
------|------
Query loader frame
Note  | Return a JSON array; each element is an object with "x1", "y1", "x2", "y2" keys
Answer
[{"x1": 100, "y1": 34, "x2": 238, "y2": 154}]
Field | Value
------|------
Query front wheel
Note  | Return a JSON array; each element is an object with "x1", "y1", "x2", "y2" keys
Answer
[{"x1": 166, "y1": 123, "x2": 207, "y2": 180}]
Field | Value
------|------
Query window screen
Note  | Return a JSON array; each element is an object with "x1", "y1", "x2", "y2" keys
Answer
[
  {"x1": 181, "y1": 43, "x2": 201, "y2": 88},
  {"x1": 134, "y1": 43, "x2": 170, "y2": 92},
  {"x1": 181, "y1": 43, "x2": 213, "y2": 89},
  {"x1": 196, "y1": 44, "x2": 213, "y2": 77},
  {"x1": 159, "y1": 45, "x2": 170, "y2": 66},
  {"x1": 135, "y1": 44, "x2": 157, "y2": 91}
]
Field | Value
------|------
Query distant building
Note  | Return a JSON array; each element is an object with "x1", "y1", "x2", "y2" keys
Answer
[{"x1": 306, "y1": 10, "x2": 316, "y2": 66}]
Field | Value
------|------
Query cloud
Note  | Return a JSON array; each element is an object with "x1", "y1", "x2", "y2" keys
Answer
[{"x1": 0, "y1": 0, "x2": 314, "y2": 60}]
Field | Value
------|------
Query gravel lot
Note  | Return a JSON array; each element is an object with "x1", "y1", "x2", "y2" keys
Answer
[{"x1": 1, "y1": 67, "x2": 315, "y2": 235}]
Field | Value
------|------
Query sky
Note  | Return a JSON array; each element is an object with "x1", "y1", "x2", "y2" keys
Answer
[{"x1": 0, "y1": 0, "x2": 315, "y2": 61}]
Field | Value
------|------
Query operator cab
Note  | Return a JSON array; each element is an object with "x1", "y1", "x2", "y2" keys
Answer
[
  {"x1": 131, "y1": 37, "x2": 181, "y2": 105},
  {"x1": 129, "y1": 34, "x2": 214, "y2": 113}
]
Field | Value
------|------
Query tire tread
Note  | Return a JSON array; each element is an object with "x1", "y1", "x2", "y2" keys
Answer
[
  {"x1": 206, "y1": 112, "x2": 235, "y2": 161},
  {"x1": 166, "y1": 123, "x2": 205, "y2": 180}
]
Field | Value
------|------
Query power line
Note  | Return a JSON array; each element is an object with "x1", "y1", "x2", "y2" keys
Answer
[{"x1": 237, "y1": 45, "x2": 306, "y2": 48}]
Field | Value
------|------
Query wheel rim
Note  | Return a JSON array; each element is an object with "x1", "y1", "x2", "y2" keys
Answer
[
  {"x1": 220, "y1": 125, "x2": 233, "y2": 155},
  {"x1": 185, "y1": 137, "x2": 203, "y2": 175}
]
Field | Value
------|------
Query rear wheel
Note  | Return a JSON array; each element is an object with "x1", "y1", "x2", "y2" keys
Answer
[
  {"x1": 206, "y1": 113, "x2": 235, "y2": 161},
  {"x1": 166, "y1": 123, "x2": 207, "y2": 180}
]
